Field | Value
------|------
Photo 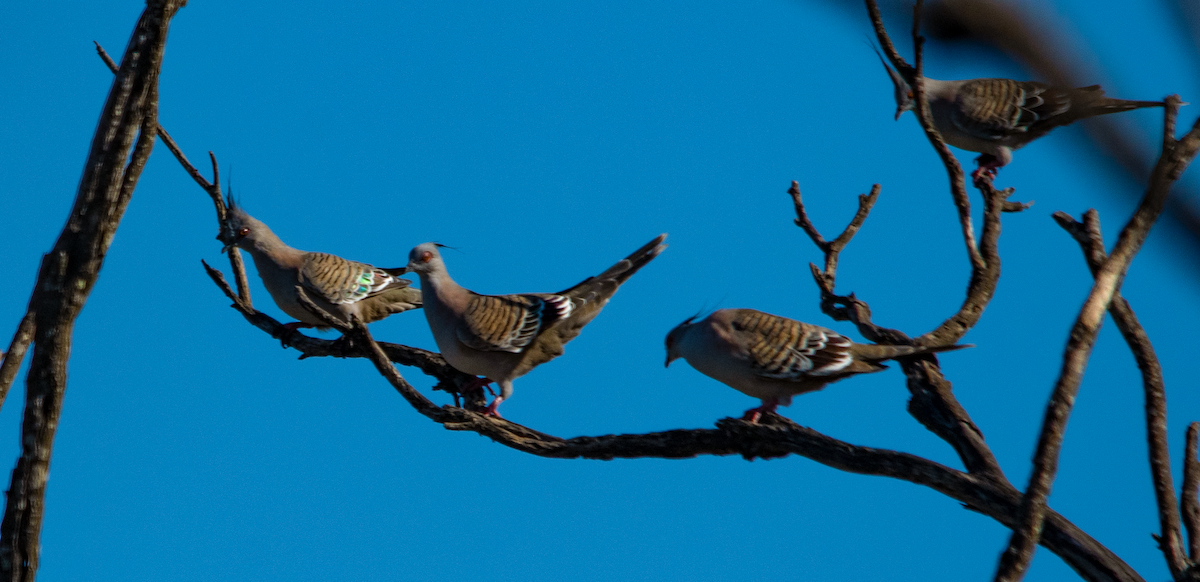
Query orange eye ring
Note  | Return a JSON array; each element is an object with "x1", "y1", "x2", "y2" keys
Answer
[
  {"x1": 239, "y1": 227, "x2": 250, "y2": 236},
  {"x1": 421, "y1": 251, "x2": 433, "y2": 262}
]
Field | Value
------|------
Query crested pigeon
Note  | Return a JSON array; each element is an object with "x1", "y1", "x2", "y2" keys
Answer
[
  {"x1": 406, "y1": 234, "x2": 667, "y2": 417},
  {"x1": 877, "y1": 53, "x2": 1164, "y2": 179},
  {"x1": 664, "y1": 309, "x2": 968, "y2": 422},
  {"x1": 221, "y1": 200, "x2": 422, "y2": 330}
]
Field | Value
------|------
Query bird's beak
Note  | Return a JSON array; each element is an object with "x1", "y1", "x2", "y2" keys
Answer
[
  {"x1": 220, "y1": 241, "x2": 235, "y2": 254},
  {"x1": 665, "y1": 354, "x2": 677, "y2": 368},
  {"x1": 894, "y1": 106, "x2": 904, "y2": 121}
]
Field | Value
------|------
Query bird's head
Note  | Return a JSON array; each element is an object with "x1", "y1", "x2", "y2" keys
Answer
[
  {"x1": 664, "y1": 314, "x2": 699, "y2": 368},
  {"x1": 874, "y1": 47, "x2": 914, "y2": 120},
  {"x1": 406, "y1": 242, "x2": 448, "y2": 276},
  {"x1": 220, "y1": 198, "x2": 268, "y2": 253}
]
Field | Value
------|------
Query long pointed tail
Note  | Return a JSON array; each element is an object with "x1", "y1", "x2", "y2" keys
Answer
[
  {"x1": 853, "y1": 342, "x2": 972, "y2": 362},
  {"x1": 1097, "y1": 98, "x2": 1166, "y2": 113}
]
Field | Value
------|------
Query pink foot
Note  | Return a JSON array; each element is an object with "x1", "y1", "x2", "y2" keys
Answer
[
  {"x1": 460, "y1": 377, "x2": 504, "y2": 415},
  {"x1": 740, "y1": 399, "x2": 779, "y2": 424},
  {"x1": 484, "y1": 396, "x2": 505, "y2": 418},
  {"x1": 972, "y1": 155, "x2": 1002, "y2": 182}
]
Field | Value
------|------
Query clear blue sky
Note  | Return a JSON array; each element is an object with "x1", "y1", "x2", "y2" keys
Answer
[{"x1": 2, "y1": 1, "x2": 1198, "y2": 580}]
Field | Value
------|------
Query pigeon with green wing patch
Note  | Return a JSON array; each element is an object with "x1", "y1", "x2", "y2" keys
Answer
[{"x1": 221, "y1": 200, "x2": 422, "y2": 331}]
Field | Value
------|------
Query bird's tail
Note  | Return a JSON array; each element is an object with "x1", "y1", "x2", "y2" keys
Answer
[
  {"x1": 1073, "y1": 86, "x2": 1165, "y2": 114},
  {"x1": 854, "y1": 342, "x2": 972, "y2": 362},
  {"x1": 559, "y1": 234, "x2": 668, "y2": 297},
  {"x1": 1098, "y1": 98, "x2": 1166, "y2": 112}
]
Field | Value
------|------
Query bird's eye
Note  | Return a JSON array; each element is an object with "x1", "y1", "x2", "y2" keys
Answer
[
  {"x1": 906, "y1": 90, "x2": 914, "y2": 99},
  {"x1": 239, "y1": 227, "x2": 250, "y2": 237},
  {"x1": 421, "y1": 251, "x2": 433, "y2": 263}
]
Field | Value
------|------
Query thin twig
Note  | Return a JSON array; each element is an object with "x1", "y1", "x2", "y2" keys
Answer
[
  {"x1": 0, "y1": 257, "x2": 43, "y2": 414},
  {"x1": 789, "y1": 180, "x2": 1005, "y2": 481},
  {"x1": 789, "y1": 181, "x2": 880, "y2": 289},
  {"x1": 1053, "y1": 209, "x2": 1188, "y2": 577},
  {"x1": 199, "y1": 260, "x2": 483, "y2": 407},
  {"x1": 866, "y1": 0, "x2": 983, "y2": 271},
  {"x1": 96, "y1": 41, "x2": 253, "y2": 308},
  {"x1": 994, "y1": 96, "x2": 1200, "y2": 582},
  {"x1": 1184, "y1": 422, "x2": 1200, "y2": 562}
]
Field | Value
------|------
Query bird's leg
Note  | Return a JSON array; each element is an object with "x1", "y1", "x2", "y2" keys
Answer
[
  {"x1": 459, "y1": 377, "x2": 504, "y2": 416},
  {"x1": 969, "y1": 151, "x2": 1008, "y2": 181},
  {"x1": 972, "y1": 153, "x2": 1005, "y2": 182},
  {"x1": 741, "y1": 398, "x2": 780, "y2": 424},
  {"x1": 279, "y1": 321, "x2": 315, "y2": 348},
  {"x1": 483, "y1": 380, "x2": 514, "y2": 418},
  {"x1": 484, "y1": 396, "x2": 505, "y2": 418},
  {"x1": 461, "y1": 376, "x2": 494, "y2": 395}
]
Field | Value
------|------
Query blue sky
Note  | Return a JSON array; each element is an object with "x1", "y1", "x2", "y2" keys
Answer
[{"x1": 2, "y1": 1, "x2": 1198, "y2": 580}]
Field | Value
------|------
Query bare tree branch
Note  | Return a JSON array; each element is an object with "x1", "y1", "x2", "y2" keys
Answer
[
  {"x1": 341, "y1": 307, "x2": 1143, "y2": 582},
  {"x1": 0, "y1": 2, "x2": 185, "y2": 579},
  {"x1": 0, "y1": 271, "x2": 40, "y2": 415},
  {"x1": 1185, "y1": 422, "x2": 1200, "y2": 563},
  {"x1": 95, "y1": 42, "x2": 253, "y2": 307},
  {"x1": 1053, "y1": 209, "x2": 1190, "y2": 578},
  {"x1": 864, "y1": 0, "x2": 1031, "y2": 350},
  {"x1": 994, "y1": 97, "x2": 1200, "y2": 582},
  {"x1": 867, "y1": 0, "x2": 983, "y2": 270},
  {"x1": 791, "y1": 179, "x2": 1008, "y2": 482}
]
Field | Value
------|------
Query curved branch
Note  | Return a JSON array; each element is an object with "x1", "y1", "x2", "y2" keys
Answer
[
  {"x1": 343, "y1": 317, "x2": 1141, "y2": 582},
  {"x1": 995, "y1": 97, "x2": 1200, "y2": 582},
  {"x1": 1054, "y1": 210, "x2": 1189, "y2": 578}
]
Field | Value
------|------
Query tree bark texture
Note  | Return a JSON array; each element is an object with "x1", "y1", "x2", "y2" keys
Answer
[{"x1": 0, "y1": 2, "x2": 185, "y2": 580}]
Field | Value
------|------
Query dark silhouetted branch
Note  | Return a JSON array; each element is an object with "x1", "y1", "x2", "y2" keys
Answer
[
  {"x1": 1054, "y1": 209, "x2": 1189, "y2": 578},
  {"x1": 0, "y1": 2, "x2": 185, "y2": 579},
  {"x1": 1184, "y1": 423, "x2": 1200, "y2": 563},
  {"x1": 995, "y1": 96, "x2": 1200, "y2": 582}
]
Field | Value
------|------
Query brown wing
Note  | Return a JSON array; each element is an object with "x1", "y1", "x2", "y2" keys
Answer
[
  {"x1": 729, "y1": 310, "x2": 855, "y2": 379},
  {"x1": 300, "y1": 253, "x2": 411, "y2": 305},
  {"x1": 456, "y1": 293, "x2": 575, "y2": 353}
]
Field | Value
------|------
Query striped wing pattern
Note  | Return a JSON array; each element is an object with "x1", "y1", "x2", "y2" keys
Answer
[
  {"x1": 731, "y1": 311, "x2": 854, "y2": 379},
  {"x1": 952, "y1": 79, "x2": 1070, "y2": 141},
  {"x1": 301, "y1": 253, "x2": 398, "y2": 305},
  {"x1": 458, "y1": 293, "x2": 576, "y2": 353}
]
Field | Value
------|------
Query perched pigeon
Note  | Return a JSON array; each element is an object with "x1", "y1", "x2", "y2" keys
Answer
[
  {"x1": 878, "y1": 52, "x2": 1163, "y2": 179},
  {"x1": 665, "y1": 308, "x2": 968, "y2": 422},
  {"x1": 222, "y1": 200, "x2": 421, "y2": 330},
  {"x1": 407, "y1": 235, "x2": 667, "y2": 417}
]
